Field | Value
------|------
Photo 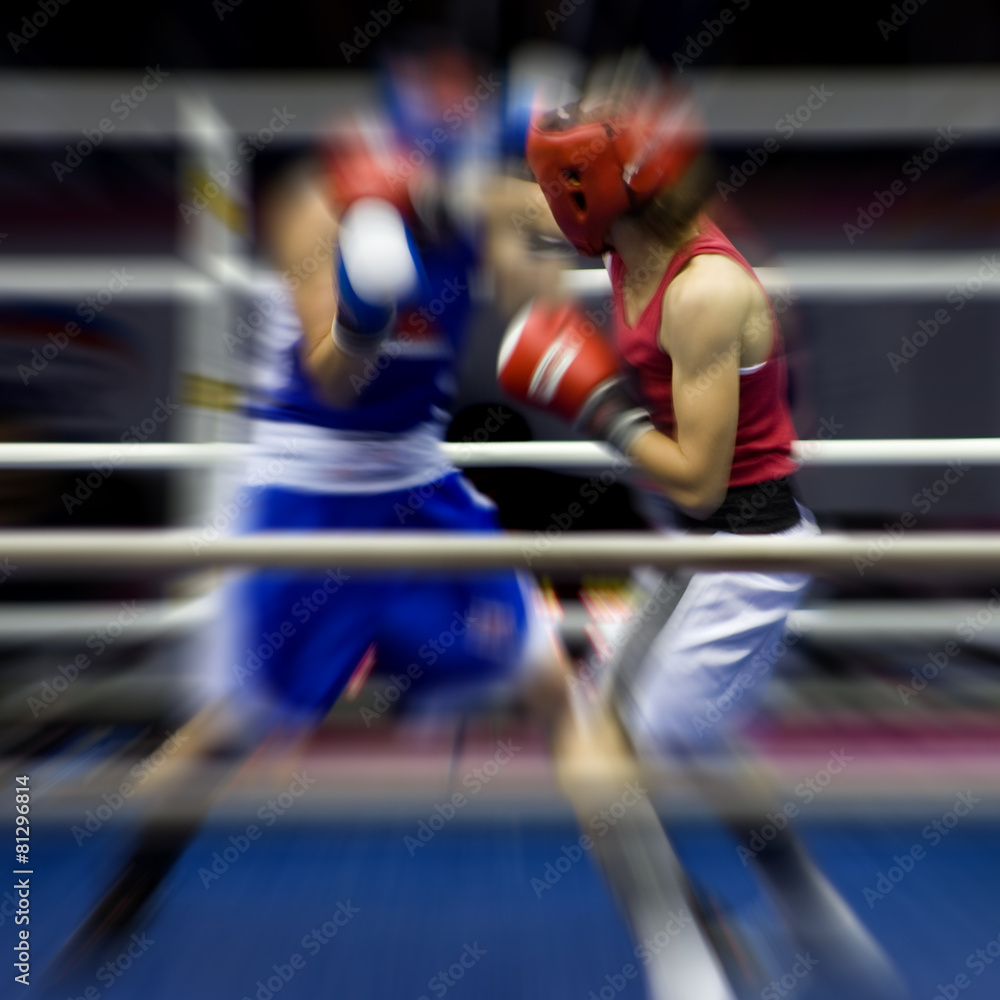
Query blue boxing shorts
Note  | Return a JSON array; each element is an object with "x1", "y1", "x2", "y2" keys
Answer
[{"x1": 225, "y1": 471, "x2": 533, "y2": 723}]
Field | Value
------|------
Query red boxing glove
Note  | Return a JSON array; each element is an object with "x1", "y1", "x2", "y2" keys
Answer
[
  {"x1": 323, "y1": 126, "x2": 421, "y2": 223},
  {"x1": 497, "y1": 298, "x2": 653, "y2": 455}
]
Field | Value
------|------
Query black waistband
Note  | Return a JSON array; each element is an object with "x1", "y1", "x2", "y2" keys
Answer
[{"x1": 675, "y1": 476, "x2": 800, "y2": 534}]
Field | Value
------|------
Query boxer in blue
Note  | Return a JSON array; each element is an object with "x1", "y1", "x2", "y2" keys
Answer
[
  {"x1": 56, "y1": 62, "x2": 574, "y2": 973},
  {"x1": 233, "y1": 148, "x2": 540, "y2": 722}
]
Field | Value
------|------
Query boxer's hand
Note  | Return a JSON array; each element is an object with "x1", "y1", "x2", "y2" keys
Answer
[
  {"x1": 332, "y1": 197, "x2": 424, "y2": 358},
  {"x1": 325, "y1": 130, "x2": 419, "y2": 222},
  {"x1": 497, "y1": 298, "x2": 654, "y2": 455}
]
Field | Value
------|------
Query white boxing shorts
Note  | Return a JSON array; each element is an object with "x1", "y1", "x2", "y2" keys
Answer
[{"x1": 612, "y1": 503, "x2": 819, "y2": 755}]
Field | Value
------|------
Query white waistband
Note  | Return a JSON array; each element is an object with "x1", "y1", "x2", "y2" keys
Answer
[{"x1": 247, "y1": 419, "x2": 455, "y2": 494}]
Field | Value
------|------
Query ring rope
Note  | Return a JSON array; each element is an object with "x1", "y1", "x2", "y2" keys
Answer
[
  {"x1": 1, "y1": 529, "x2": 998, "y2": 572},
  {"x1": 0, "y1": 438, "x2": 997, "y2": 469}
]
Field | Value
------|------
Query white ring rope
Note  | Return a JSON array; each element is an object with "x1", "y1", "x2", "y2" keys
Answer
[
  {"x1": 561, "y1": 255, "x2": 1000, "y2": 300},
  {"x1": 1, "y1": 530, "x2": 999, "y2": 572},
  {"x1": 0, "y1": 597, "x2": 216, "y2": 641},
  {"x1": 1, "y1": 438, "x2": 999, "y2": 469},
  {"x1": 0, "y1": 599, "x2": 997, "y2": 645},
  {"x1": 2, "y1": 255, "x2": 998, "y2": 300},
  {"x1": 3, "y1": 71, "x2": 999, "y2": 141}
]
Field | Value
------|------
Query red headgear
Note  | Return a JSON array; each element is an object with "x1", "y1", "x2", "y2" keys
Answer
[{"x1": 525, "y1": 88, "x2": 702, "y2": 256}]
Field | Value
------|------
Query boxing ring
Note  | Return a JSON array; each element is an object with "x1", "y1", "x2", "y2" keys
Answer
[
  {"x1": 3, "y1": 71, "x2": 1000, "y2": 1000},
  {"x1": 6, "y1": 437, "x2": 1000, "y2": 1000},
  {"x1": 4, "y1": 513, "x2": 1000, "y2": 571}
]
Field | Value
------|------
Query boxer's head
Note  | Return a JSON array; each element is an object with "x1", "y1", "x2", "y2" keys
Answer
[{"x1": 525, "y1": 68, "x2": 707, "y2": 255}]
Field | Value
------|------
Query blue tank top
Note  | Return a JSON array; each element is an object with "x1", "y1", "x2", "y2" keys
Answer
[{"x1": 247, "y1": 235, "x2": 476, "y2": 435}]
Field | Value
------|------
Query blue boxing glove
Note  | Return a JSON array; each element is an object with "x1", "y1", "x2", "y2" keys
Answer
[
  {"x1": 502, "y1": 46, "x2": 583, "y2": 159},
  {"x1": 332, "y1": 197, "x2": 425, "y2": 358}
]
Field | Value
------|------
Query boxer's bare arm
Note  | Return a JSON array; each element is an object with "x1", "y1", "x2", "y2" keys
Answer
[
  {"x1": 482, "y1": 176, "x2": 564, "y2": 239},
  {"x1": 482, "y1": 176, "x2": 571, "y2": 317},
  {"x1": 261, "y1": 173, "x2": 369, "y2": 408},
  {"x1": 627, "y1": 255, "x2": 757, "y2": 517}
]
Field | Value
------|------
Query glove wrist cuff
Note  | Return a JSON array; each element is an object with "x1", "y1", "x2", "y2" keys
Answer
[
  {"x1": 576, "y1": 377, "x2": 654, "y2": 456},
  {"x1": 332, "y1": 309, "x2": 396, "y2": 359},
  {"x1": 604, "y1": 408, "x2": 654, "y2": 456}
]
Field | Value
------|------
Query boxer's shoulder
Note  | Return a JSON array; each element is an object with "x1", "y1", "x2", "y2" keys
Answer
[{"x1": 660, "y1": 254, "x2": 755, "y2": 359}]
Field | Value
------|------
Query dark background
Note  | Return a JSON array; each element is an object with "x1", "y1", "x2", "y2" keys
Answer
[{"x1": 3, "y1": 0, "x2": 999, "y2": 70}]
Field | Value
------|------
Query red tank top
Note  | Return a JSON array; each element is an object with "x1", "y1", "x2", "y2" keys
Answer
[{"x1": 609, "y1": 217, "x2": 797, "y2": 488}]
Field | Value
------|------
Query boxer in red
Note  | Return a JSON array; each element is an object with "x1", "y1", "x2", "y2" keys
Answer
[
  {"x1": 500, "y1": 77, "x2": 816, "y2": 751},
  {"x1": 499, "y1": 66, "x2": 907, "y2": 1000}
]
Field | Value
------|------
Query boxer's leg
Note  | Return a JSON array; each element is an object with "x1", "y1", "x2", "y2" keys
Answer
[
  {"x1": 56, "y1": 495, "x2": 383, "y2": 974},
  {"x1": 613, "y1": 512, "x2": 906, "y2": 998}
]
